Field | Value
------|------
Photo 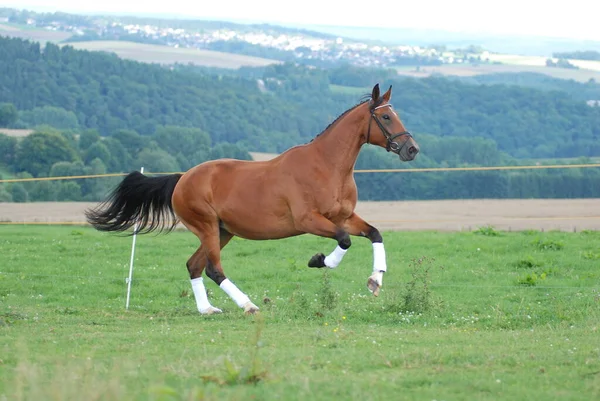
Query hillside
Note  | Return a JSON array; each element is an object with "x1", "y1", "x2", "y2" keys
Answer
[
  {"x1": 1, "y1": 36, "x2": 600, "y2": 202},
  {"x1": 2, "y1": 36, "x2": 600, "y2": 160}
]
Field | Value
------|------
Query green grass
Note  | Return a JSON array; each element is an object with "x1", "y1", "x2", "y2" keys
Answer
[{"x1": 1, "y1": 226, "x2": 599, "y2": 400}]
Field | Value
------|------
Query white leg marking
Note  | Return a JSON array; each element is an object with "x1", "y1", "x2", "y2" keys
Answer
[
  {"x1": 191, "y1": 277, "x2": 222, "y2": 315},
  {"x1": 324, "y1": 245, "x2": 348, "y2": 268},
  {"x1": 372, "y1": 242, "x2": 387, "y2": 272},
  {"x1": 220, "y1": 278, "x2": 259, "y2": 313},
  {"x1": 368, "y1": 242, "x2": 387, "y2": 296}
]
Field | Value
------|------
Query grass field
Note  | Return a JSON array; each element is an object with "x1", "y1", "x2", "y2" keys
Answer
[
  {"x1": 60, "y1": 41, "x2": 281, "y2": 69},
  {"x1": 1, "y1": 225, "x2": 599, "y2": 400}
]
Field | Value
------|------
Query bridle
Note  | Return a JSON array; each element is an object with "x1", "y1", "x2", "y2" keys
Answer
[{"x1": 366, "y1": 103, "x2": 413, "y2": 154}]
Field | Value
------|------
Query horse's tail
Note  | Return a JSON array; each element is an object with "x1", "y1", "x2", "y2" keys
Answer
[{"x1": 85, "y1": 171, "x2": 183, "y2": 235}]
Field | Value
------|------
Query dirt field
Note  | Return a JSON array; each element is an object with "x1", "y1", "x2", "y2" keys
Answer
[{"x1": 1, "y1": 199, "x2": 599, "y2": 232}]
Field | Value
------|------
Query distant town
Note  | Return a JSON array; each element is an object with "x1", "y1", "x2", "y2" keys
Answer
[{"x1": 0, "y1": 10, "x2": 493, "y2": 68}]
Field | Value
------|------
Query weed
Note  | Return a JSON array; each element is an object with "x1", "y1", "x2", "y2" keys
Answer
[
  {"x1": 582, "y1": 251, "x2": 600, "y2": 260},
  {"x1": 318, "y1": 270, "x2": 338, "y2": 311},
  {"x1": 517, "y1": 271, "x2": 548, "y2": 286},
  {"x1": 515, "y1": 256, "x2": 543, "y2": 269},
  {"x1": 388, "y1": 256, "x2": 441, "y2": 314},
  {"x1": 474, "y1": 225, "x2": 501, "y2": 236},
  {"x1": 534, "y1": 238, "x2": 564, "y2": 250}
]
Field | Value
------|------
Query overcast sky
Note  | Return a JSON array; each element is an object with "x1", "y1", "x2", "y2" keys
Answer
[{"x1": 5, "y1": 0, "x2": 599, "y2": 41}]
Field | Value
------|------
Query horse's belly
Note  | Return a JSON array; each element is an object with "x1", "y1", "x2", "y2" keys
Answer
[
  {"x1": 217, "y1": 197, "x2": 300, "y2": 240},
  {"x1": 220, "y1": 218, "x2": 301, "y2": 240}
]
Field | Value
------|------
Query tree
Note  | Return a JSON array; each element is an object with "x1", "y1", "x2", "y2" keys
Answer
[
  {"x1": 134, "y1": 148, "x2": 181, "y2": 173},
  {"x1": 152, "y1": 125, "x2": 212, "y2": 161},
  {"x1": 19, "y1": 106, "x2": 80, "y2": 130},
  {"x1": 15, "y1": 130, "x2": 79, "y2": 176},
  {"x1": 84, "y1": 142, "x2": 111, "y2": 166},
  {"x1": 0, "y1": 134, "x2": 18, "y2": 168},
  {"x1": 0, "y1": 185, "x2": 12, "y2": 202},
  {"x1": 0, "y1": 103, "x2": 18, "y2": 127},
  {"x1": 79, "y1": 129, "x2": 100, "y2": 150},
  {"x1": 10, "y1": 183, "x2": 28, "y2": 202}
]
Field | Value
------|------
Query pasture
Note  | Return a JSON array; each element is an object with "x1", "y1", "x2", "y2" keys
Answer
[
  {"x1": 1, "y1": 225, "x2": 599, "y2": 400},
  {"x1": 59, "y1": 41, "x2": 281, "y2": 69}
]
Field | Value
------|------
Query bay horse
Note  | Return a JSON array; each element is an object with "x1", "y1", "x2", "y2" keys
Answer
[{"x1": 85, "y1": 83, "x2": 420, "y2": 315}]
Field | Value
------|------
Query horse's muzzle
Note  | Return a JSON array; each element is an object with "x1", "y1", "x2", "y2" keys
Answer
[{"x1": 398, "y1": 138, "x2": 419, "y2": 162}]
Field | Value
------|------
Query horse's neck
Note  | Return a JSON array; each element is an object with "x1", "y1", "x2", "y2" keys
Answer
[{"x1": 311, "y1": 111, "x2": 365, "y2": 176}]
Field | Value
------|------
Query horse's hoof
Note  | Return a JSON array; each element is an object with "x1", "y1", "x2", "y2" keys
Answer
[
  {"x1": 200, "y1": 306, "x2": 222, "y2": 315},
  {"x1": 367, "y1": 277, "x2": 381, "y2": 297},
  {"x1": 243, "y1": 302, "x2": 260, "y2": 315},
  {"x1": 308, "y1": 253, "x2": 326, "y2": 268}
]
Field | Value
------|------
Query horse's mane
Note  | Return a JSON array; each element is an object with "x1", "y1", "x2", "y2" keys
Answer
[{"x1": 309, "y1": 93, "x2": 385, "y2": 143}]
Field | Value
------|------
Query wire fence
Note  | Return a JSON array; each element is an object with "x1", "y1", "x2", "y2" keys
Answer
[{"x1": 2, "y1": 163, "x2": 600, "y2": 183}]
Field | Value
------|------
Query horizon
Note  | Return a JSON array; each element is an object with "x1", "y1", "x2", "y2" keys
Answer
[{"x1": 2, "y1": 0, "x2": 599, "y2": 42}]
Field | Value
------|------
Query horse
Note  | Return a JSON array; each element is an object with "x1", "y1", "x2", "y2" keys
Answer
[{"x1": 85, "y1": 83, "x2": 420, "y2": 315}]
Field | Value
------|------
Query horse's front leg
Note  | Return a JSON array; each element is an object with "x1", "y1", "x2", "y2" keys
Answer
[
  {"x1": 295, "y1": 212, "x2": 351, "y2": 269},
  {"x1": 343, "y1": 213, "x2": 386, "y2": 296}
]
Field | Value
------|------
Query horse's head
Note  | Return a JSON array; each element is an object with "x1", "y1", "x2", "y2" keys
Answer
[{"x1": 365, "y1": 83, "x2": 419, "y2": 162}]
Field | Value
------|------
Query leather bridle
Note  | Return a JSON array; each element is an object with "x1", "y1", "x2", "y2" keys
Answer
[{"x1": 366, "y1": 104, "x2": 413, "y2": 155}]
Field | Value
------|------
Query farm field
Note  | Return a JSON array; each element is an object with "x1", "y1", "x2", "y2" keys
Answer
[
  {"x1": 60, "y1": 41, "x2": 281, "y2": 69},
  {"x1": 395, "y1": 63, "x2": 600, "y2": 82},
  {"x1": 485, "y1": 53, "x2": 600, "y2": 71},
  {"x1": 0, "y1": 225, "x2": 599, "y2": 400},
  {"x1": 0, "y1": 23, "x2": 71, "y2": 43},
  {"x1": 0, "y1": 129, "x2": 33, "y2": 138},
  {"x1": 1, "y1": 198, "x2": 600, "y2": 232}
]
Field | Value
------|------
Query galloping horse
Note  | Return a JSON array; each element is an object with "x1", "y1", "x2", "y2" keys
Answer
[{"x1": 86, "y1": 83, "x2": 420, "y2": 315}]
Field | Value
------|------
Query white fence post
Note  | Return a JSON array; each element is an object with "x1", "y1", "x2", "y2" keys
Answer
[{"x1": 125, "y1": 166, "x2": 144, "y2": 310}]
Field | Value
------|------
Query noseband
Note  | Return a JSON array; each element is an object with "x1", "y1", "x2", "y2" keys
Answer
[{"x1": 366, "y1": 104, "x2": 413, "y2": 154}]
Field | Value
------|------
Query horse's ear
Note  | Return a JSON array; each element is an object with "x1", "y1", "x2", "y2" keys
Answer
[
  {"x1": 371, "y1": 83, "x2": 380, "y2": 102},
  {"x1": 382, "y1": 85, "x2": 392, "y2": 103}
]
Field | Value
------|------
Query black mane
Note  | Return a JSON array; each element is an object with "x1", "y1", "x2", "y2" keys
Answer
[{"x1": 309, "y1": 93, "x2": 383, "y2": 143}]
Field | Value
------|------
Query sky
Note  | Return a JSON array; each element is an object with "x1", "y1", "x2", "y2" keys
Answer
[{"x1": 4, "y1": 0, "x2": 599, "y2": 41}]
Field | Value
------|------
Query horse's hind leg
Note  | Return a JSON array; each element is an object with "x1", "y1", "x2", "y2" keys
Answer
[
  {"x1": 186, "y1": 229, "x2": 233, "y2": 315},
  {"x1": 198, "y1": 223, "x2": 260, "y2": 315}
]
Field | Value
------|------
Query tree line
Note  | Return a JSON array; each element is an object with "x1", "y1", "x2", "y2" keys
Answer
[
  {"x1": 552, "y1": 50, "x2": 600, "y2": 61},
  {"x1": 0, "y1": 125, "x2": 250, "y2": 202}
]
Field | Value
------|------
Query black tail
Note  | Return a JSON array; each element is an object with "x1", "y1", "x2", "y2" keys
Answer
[{"x1": 85, "y1": 171, "x2": 183, "y2": 235}]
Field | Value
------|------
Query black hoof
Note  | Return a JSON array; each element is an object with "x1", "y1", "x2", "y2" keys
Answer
[{"x1": 308, "y1": 253, "x2": 326, "y2": 268}]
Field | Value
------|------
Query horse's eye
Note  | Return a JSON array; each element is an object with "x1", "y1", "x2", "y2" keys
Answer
[{"x1": 382, "y1": 114, "x2": 390, "y2": 120}]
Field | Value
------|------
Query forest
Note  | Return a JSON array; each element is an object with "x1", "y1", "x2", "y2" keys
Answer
[{"x1": 1, "y1": 36, "x2": 599, "y2": 202}]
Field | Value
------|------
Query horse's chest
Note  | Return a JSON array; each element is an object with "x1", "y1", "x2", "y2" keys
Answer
[
  {"x1": 324, "y1": 199, "x2": 354, "y2": 221},
  {"x1": 317, "y1": 180, "x2": 356, "y2": 221}
]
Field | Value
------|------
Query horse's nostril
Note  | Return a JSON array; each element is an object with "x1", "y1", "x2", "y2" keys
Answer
[{"x1": 409, "y1": 146, "x2": 418, "y2": 154}]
